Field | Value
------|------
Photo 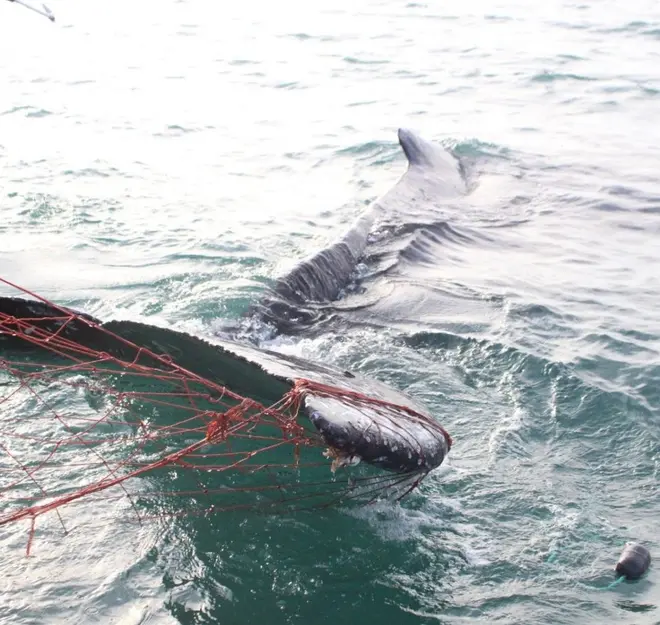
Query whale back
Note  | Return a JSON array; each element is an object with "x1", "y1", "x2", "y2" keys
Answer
[{"x1": 251, "y1": 128, "x2": 467, "y2": 334}]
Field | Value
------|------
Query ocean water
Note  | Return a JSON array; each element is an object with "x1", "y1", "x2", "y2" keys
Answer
[{"x1": 1, "y1": 0, "x2": 659, "y2": 623}]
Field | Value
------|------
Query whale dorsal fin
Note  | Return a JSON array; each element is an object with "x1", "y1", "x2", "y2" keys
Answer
[
  {"x1": 398, "y1": 127, "x2": 443, "y2": 170},
  {"x1": 396, "y1": 127, "x2": 466, "y2": 193}
]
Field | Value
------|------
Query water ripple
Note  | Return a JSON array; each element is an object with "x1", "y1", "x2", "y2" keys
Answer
[{"x1": 2, "y1": 0, "x2": 660, "y2": 623}]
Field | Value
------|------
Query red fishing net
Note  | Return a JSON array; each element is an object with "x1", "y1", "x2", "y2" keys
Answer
[{"x1": 0, "y1": 278, "x2": 432, "y2": 554}]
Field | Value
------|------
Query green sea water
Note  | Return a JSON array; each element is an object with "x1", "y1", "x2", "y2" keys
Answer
[{"x1": 1, "y1": 0, "x2": 659, "y2": 623}]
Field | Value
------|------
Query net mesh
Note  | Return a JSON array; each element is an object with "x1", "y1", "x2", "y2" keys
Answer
[{"x1": 0, "y1": 278, "x2": 433, "y2": 554}]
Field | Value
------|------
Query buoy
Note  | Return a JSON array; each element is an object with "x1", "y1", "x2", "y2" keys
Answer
[{"x1": 615, "y1": 543, "x2": 651, "y2": 580}]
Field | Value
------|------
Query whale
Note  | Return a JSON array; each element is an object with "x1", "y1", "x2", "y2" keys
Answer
[
  {"x1": 0, "y1": 129, "x2": 462, "y2": 484},
  {"x1": 248, "y1": 128, "x2": 467, "y2": 334},
  {"x1": 0, "y1": 292, "x2": 452, "y2": 479}
]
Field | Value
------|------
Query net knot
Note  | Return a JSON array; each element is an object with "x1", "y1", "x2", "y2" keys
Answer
[{"x1": 205, "y1": 398, "x2": 259, "y2": 443}]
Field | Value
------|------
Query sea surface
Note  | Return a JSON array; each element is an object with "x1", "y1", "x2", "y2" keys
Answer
[{"x1": 1, "y1": 0, "x2": 659, "y2": 623}]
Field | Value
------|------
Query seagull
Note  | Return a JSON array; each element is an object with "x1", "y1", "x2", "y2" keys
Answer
[{"x1": 7, "y1": 0, "x2": 55, "y2": 22}]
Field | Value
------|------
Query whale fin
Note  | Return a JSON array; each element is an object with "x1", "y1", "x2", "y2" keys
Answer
[
  {"x1": 397, "y1": 127, "x2": 466, "y2": 193},
  {"x1": 398, "y1": 127, "x2": 443, "y2": 169}
]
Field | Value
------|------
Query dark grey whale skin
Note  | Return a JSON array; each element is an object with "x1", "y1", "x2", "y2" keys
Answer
[{"x1": 249, "y1": 128, "x2": 466, "y2": 334}]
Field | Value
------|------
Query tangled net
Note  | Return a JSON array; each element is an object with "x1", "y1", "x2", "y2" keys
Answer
[{"x1": 0, "y1": 278, "x2": 437, "y2": 554}]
